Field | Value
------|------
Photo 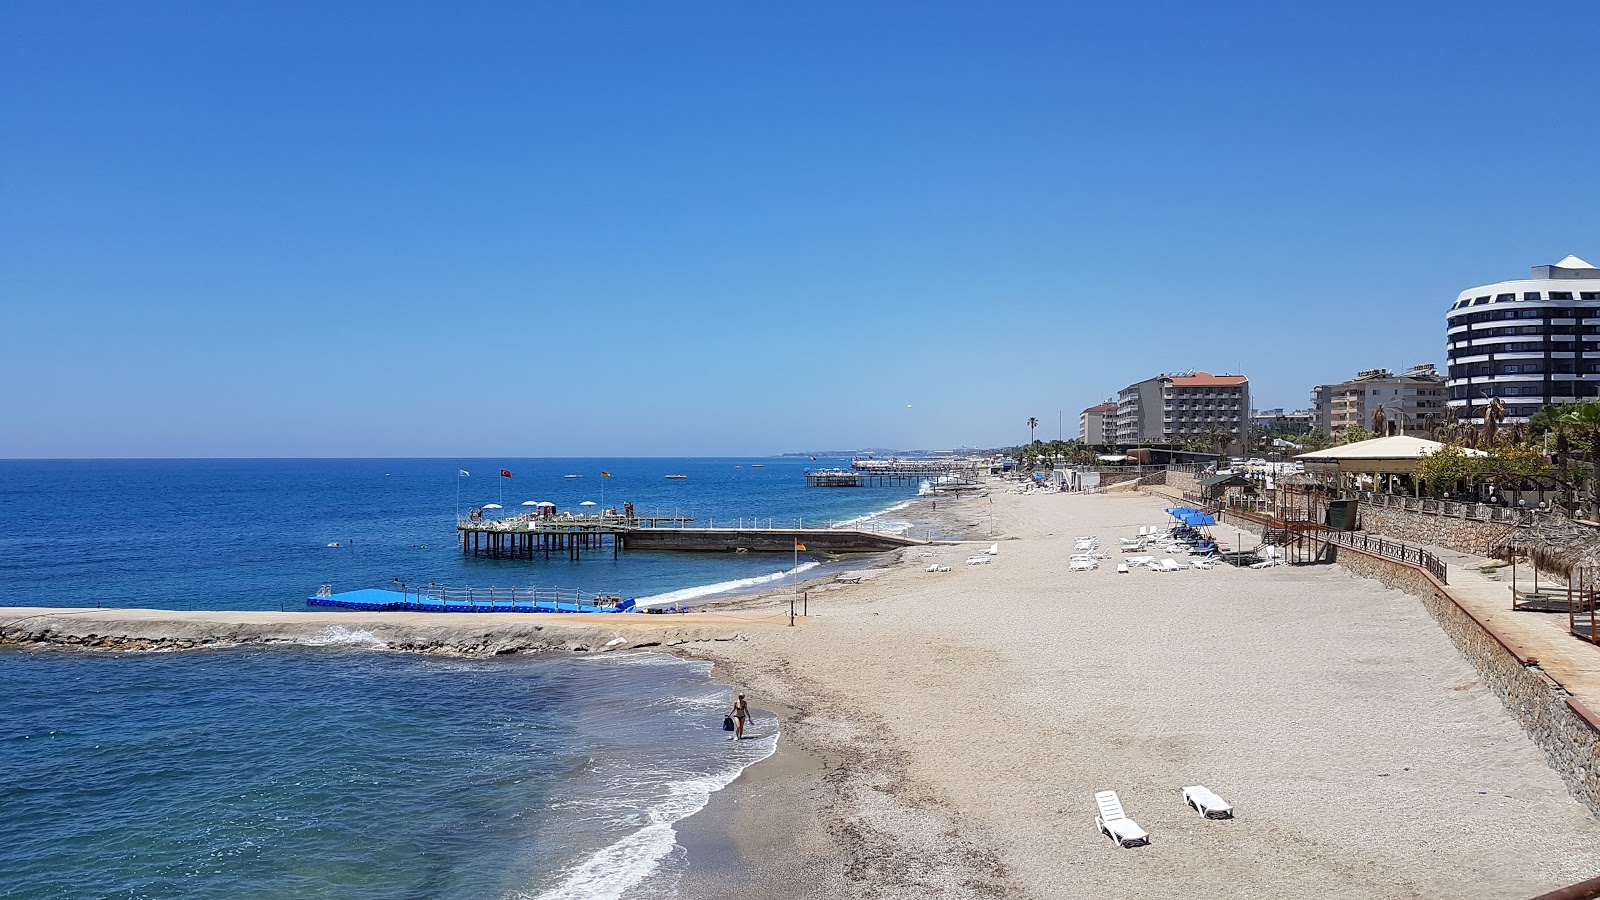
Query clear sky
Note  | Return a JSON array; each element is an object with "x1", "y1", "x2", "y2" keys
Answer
[{"x1": 3, "y1": 1, "x2": 1597, "y2": 457}]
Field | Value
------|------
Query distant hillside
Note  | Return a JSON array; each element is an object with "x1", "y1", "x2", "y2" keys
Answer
[{"x1": 779, "y1": 447, "x2": 995, "y2": 458}]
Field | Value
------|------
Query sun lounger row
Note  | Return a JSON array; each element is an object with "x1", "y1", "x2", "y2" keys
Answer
[{"x1": 1095, "y1": 787, "x2": 1234, "y2": 849}]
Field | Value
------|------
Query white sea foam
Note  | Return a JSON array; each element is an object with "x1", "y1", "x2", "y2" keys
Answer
[
  {"x1": 300, "y1": 626, "x2": 387, "y2": 649},
  {"x1": 831, "y1": 499, "x2": 916, "y2": 532},
  {"x1": 631, "y1": 561, "x2": 820, "y2": 608},
  {"x1": 521, "y1": 733, "x2": 779, "y2": 900}
]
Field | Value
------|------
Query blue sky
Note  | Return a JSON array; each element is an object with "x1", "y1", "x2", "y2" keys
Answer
[{"x1": 3, "y1": 2, "x2": 1597, "y2": 456}]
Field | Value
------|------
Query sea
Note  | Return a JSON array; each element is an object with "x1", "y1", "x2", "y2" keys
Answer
[{"x1": 0, "y1": 457, "x2": 924, "y2": 899}]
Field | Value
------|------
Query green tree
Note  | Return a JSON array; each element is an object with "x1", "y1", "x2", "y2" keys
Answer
[
  {"x1": 1560, "y1": 401, "x2": 1600, "y2": 504},
  {"x1": 1027, "y1": 417, "x2": 1039, "y2": 447},
  {"x1": 1416, "y1": 444, "x2": 1482, "y2": 497}
]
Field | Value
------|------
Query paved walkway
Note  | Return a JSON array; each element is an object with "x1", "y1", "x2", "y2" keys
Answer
[{"x1": 1414, "y1": 542, "x2": 1600, "y2": 716}]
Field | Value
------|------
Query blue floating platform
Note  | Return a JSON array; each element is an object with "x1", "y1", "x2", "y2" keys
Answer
[{"x1": 307, "y1": 588, "x2": 635, "y2": 614}]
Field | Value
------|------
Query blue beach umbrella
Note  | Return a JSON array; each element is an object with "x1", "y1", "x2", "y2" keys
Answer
[{"x1": 1185, "y1": 512, "x2": 1217, "y2": 527}]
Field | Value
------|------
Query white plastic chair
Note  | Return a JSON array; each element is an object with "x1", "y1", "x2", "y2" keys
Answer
[
  {"x1": 1182, "y1": 785, "x2": 1234, "y2": 819},
  {"x1": 1094, "y1": 790, "x2": 1150, "y2": 848}
]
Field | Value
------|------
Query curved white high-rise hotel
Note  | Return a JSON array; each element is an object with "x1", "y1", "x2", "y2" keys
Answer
[{"x1": 1446, "y1": 255, "x2": 1600, "y2": 423}]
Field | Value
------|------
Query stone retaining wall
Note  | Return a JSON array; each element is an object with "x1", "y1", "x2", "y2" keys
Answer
[
  {"x1": 1357, "y1": 504, "x2": 1517, "y2": 557},
  {"x1": 1165, "y1": 469, "x2": 1199, "y2": 495},
  {"x1": 1225, "y1": 512, "x2": 1600, "y2": 816}
]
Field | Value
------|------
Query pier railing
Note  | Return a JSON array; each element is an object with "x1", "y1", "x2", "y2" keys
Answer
[
  {"x1": 458, "y1": 513, "x2": 914, "y2": 534},
  {"x1": 393, "y1": 584, "x2": 624, "y2": 611}
]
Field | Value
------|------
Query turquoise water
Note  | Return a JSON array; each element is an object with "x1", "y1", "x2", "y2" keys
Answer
[
  {"x1": 0, "y1": 457, "x2": 920, "y2": 610},
  {"x1": 0, "y1": 647, "x2": 774, "y2": 899},
  {"x1": 0, "y1": 457, "x2": 915, "y2": 897}
]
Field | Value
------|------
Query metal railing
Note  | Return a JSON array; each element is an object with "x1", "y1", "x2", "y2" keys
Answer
[
  {"x1": 1321, "y1": 529, "x2": 1449, "y2": 584},
  {"x1": 1214, "y1": 508, "x2": 1449, "y2": 584},
  {"x1": 391, "y1": 584, "x2": 620, "y2": 611}
]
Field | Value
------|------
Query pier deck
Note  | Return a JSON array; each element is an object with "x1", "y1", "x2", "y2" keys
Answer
[
  {"x1": 457, "y1": 517, "x2": 924, "y2": 559},
  {"x1": 308, "y1": 588, "x2": 635, "y2": 614}
]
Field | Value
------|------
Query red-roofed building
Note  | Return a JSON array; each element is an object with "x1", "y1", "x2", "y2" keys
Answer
[
  {"x1": 1115, "y1": 371, "x2": 1251, "y2": 451},
  {"x1": 1078, "y1": 402, "x2": 1118, "y2": 444}
]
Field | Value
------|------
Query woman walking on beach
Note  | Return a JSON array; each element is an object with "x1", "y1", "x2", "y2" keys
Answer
[{"x1": 730, "y1": 692, "x2": 752, "y2": 740}]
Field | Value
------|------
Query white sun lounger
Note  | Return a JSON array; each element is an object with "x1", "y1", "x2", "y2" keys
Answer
[
  {"x1": 966, "y1": 556, "x2": 991, "y2": 565},
  {"x1": 1248, "y1": 557, "x2": 1284, "y2": 569},
  {"x1": 1190, "y1": 558, "x2": 1216, "y2": 570},
  {"x1": 1116, "y1": 563, "x2": 1129, "y2": 574},
  {"x1": 1120, "y1": 538, "x2": 1145, "y2": 551},
  {"x1": 1182, "y1": 785, "x2": 1234, "y2": 819},
  {"x1": 1160, "y1": 559, "x2": 1183, "y2": 573},
  {"x1": 1070, "y1": 558, "x2": 1097, "y2": 572},
  {"x1": 1125, "y1": 555, "x2": 1153, "y2": 566},
  {"x1": 985, "y1": 543, "x2": 999, "y2": 556},
  {"x1": 1094, "y1": 790, "x2": 1150, "y2": 848}
]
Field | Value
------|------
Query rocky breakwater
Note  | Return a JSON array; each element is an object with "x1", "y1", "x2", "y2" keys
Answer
[{"x1": 0, "y1": 608, "x2": 755, "y2": 656}]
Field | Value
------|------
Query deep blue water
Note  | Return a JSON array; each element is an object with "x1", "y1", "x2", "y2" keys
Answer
[
  {"x1": 0, "y1": 647, "x2": 774, "y2": 900},
  {"x1": 0, "y1": 457, "x2": 920, "y2": 610}
]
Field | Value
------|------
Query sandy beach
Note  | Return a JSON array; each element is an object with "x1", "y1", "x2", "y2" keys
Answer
[
  {"x1": 676, "y1": 487, "x2": 1600, "y2": 899},
  {"x1": 8, "y1": 486, "x2": 1600, "y2": 898}
]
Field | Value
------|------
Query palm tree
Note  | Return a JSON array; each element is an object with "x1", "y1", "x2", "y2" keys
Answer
[
  {"x1": 1027, "y1": 417, "x2": 1039, "y2": 447},
  {"x1": 1484, "y1": 397, "x2": 1507, "y2": 446},
  {"x1": 1371, "y1": 405, "x2": 1387, "y2": 436}
]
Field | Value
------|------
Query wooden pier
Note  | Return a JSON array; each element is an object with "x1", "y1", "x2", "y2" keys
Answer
[
  {"x1": 458, "y1": 517, "x2": 925, "y2": 559},
  {"x1": 807, "y1": 458, "x2": 988, "y2": 488}
]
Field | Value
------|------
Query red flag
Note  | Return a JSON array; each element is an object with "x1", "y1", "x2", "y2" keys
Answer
[
  {"x1": 601, "y1": 471, "x2": 611, "y2": 478},
  {"x1": 500, "y1": 469, "x2": 512, "y2": 478}
]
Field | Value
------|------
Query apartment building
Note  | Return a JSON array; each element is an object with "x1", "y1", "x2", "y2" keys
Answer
[
  {"x1": 1310, "y1": 364, "x2": 1447, "y2": 434},
  {"x1": 1078, "y1": 402, "x2": 1117, "y2": 444},
  {"x1": 1115, "y1": 371, "x2": 1250, "y2": 450}
]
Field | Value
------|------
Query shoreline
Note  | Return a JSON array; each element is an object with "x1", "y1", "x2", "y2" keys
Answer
[
  {"x1": 654, "y1": 487, "x2": 1600, "y2": 898},
  {"x1": 14, "y1": 485, "x2": 1600, "y2": 896},
  {"x1": 0, "y1": 488, "x2": 989, "y2": 899}
]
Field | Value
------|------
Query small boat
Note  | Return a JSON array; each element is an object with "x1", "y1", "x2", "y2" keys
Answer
[
  {"x1": 665, "y1": 474, "x2": 688, "y2": 479},
  {"x1": 326, "y1": 542, "x2": 342, "y2": 548},
  {"x1": 751, "y1": 464, "x2": 765, "y2": 468},
  {"x1": 564, "y1": 474, "x2": 581, "y2": 479}
]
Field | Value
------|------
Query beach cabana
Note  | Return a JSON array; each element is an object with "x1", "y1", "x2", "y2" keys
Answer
[{"x1": 1295, "y1": 435, "x2": 1484, "y2": 495}]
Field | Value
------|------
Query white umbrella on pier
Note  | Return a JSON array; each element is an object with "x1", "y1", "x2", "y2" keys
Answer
[
  {"x1": 521, "y1": 500, "x2": 539, "y2": 506},
  {"x1": 482, "y1": 503, "x2": 503, "y2": 510},
  {"x1": 579, "y1": 501, "x2": 597, "y2": 507},
  {"x1": 535, "y1": 501, "x2": 556, "y2": 508}
]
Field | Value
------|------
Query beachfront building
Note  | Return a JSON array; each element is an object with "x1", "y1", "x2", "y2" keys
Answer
[
  {"x1": 1309, "y1": 365, "x2": 1447, "y2": 435},
  {"x1": 1078, "y1": 402, "x2": 1117, "y2": 445},
  {"x1": 1446, "y1": 255, "x2": 1600, "y2": 424},
  {"x1": 1250, "y1": 408, "x2": 1314, "y2": 436},
  {"x1": 1114, "y1": 371, "x2": 1250, "y2": 451}
]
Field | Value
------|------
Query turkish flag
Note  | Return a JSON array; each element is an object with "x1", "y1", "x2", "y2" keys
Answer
[{"x1": 500, "y1": 469, "x2": 512, "y2": 478}]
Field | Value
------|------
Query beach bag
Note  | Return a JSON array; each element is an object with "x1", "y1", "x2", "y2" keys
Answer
[{"x1": 722, "y1": 715, "x2": 735, "y2": 731}]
